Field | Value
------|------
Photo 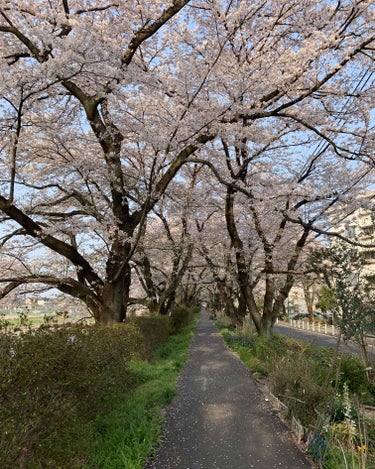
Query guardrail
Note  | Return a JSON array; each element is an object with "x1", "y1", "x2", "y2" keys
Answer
[
  {"x1": 276, "y1": 318, "x2": 375, "y2": 347},
  {"x1": 281, "y1": 319, "x2": 337, "y2": 336}
]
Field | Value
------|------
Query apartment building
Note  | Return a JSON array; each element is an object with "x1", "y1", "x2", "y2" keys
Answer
[{"x1": 331, "y1": 192, "x2": 375, "y2": 280}]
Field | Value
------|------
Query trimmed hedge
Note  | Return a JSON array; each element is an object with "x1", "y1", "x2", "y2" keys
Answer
[
  {"x1": 0, "y1": 317, "x2": 171, "y2": 468},
  {"x1": 169, "y1": 305, "x2": 199, "y2": 332},
  {"x1": 130, "y1": 316, "x2": 171, "y2": 357}
]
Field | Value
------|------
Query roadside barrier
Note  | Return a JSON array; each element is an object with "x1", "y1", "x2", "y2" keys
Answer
[
  {"x1": 267, "y1": 392, "x2": 327, "y2": 464},
  {"x1": 276, "y1": 319, "x2": 375, "y2": 349},
  {"x1": 276, "y1": 318, "x2": 337, "y2": 336}
]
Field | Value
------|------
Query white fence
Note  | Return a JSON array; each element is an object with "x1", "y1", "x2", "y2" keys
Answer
[
  {"x1": 283, "y1": 319, "x2": 337, "y2": 336},
  {"x1": 276, "y1": 319, "x2": 375, "y2": 349}
]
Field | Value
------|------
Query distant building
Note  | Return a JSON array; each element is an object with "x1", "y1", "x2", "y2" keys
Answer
[
  {"x1": 287, "y1": 192, "x2": 375, "y2": 317},
  {"x1": 330, "y1": 191, "x2": 375, "y2": 281}
]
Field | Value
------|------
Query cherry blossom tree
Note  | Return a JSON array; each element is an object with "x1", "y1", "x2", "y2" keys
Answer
[
  {"x1": 192, "y1": 186, "x2": 244, "y2": 324},
  {"x1": 130, "y1": 168, "x2": 199, "y2": 315},
  {"x1": 0, "y1": 1, "x2": 374, "y2": 324},
  {"x1": 196, "y1": 127, "x2": 374, "y2": 336},
  {"x1": 0, "y1": 0, "x2": 199, "y2": 323}
]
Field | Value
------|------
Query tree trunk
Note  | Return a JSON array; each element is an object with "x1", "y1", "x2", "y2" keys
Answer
[
  {"x1": 99, "y1": 238, "x2": 132, "y2": 324},
  {"x1": 302, "y1": 277, "x2": 315, "y2": 322},
  {"x1": 237, "y1": 291, "x2": 247, "y2": 324},
  {"x1": 259, "y1": 314, "x2": 274, "y2": 338},
  {"x1": 100, "y1": 263, "x2": 131, "y2": 324},
  {"x1": 225, "y1": 188, "x2": 262, "y2": 332}
]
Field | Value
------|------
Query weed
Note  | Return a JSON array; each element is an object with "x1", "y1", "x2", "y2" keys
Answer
[{"x1": 217, "y1": 322, "x2": 375, "y2": 468}]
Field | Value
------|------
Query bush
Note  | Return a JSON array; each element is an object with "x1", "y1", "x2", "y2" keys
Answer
[
  {"x1": 251, "y1": 335, "x2": 300, "y2": 369},
  {"x1": 129, "y1": 316, "x2": 171, "y2": 358},
  {"x1": 190, "y1": 305, "x2": 201, "y2": 316},
  {"x1": 169, "y1": 305, "x2": 195, "y2": 332},
  {"x1": 269, "y1": 356, "x2": 332, "y2": 426},
  {"x1": 0, "y1": 322, "x2": 147, "y2": 468},
  {"x1": 335, "y1": 353, "x2": 369, "y2": 395}
]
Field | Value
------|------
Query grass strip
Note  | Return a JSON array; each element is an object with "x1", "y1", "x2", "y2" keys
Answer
[{"x1": 89, "y1": 317, "x2": 198, "y2": 468}]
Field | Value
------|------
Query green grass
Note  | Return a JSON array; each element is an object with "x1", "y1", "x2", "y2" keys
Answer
[
  {"x1": 89, "y1": 317, "x2": 197, "y2": 469},
  {"x1": 0, "y1": 311, "x2": 89, "y2": 330}
]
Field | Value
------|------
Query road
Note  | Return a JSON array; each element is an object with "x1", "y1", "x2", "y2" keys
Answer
[{"x1": 273, "y1": 322, "x2": 375, "y2": 365}]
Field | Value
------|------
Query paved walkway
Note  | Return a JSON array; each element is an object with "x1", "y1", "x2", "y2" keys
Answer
[{"x1": 146, "y1": 311, "x2": 313, "y2": 469}]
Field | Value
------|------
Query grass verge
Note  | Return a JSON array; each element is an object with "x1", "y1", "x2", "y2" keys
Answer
[{"x1": 89, "y1": 317, "x2": 197, "y2": 468}]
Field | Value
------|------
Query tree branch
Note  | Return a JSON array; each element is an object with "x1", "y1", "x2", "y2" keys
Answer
[
  {"x1": 0, "y1": 195, "x2": 103, "y2": 290},
  {"x1": 121, "y1": 1, "x2": 190, "y2": 67}
]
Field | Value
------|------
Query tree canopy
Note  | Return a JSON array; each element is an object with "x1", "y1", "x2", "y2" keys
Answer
[{"x1": 0, "y1": 1, "x2": 374, "y2": 330}]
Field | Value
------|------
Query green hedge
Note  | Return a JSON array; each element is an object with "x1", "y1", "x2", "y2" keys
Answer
[
  {"x1": 169, "y1": 304, "x2": 198, "y2": 332},
  {"x1": 129, "y1": 316, "x2": 171, "y2": 357},
  {"x1": 0, "y1": 317, "x2": 171, "y2": 468}
]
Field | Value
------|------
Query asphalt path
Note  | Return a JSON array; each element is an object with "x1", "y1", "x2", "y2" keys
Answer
[
  {"x1": 146, "y1": 311, "x2": 313, "y2": 469},
  {"x1": 273, "y1": 322, "x2": 375, "y2": 364}
]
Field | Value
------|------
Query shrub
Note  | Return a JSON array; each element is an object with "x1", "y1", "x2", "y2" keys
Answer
[
  {"x1": 169, "y1": 305, "x2": 195, "y2": 332},
  {"x1": 190, "y1": 305, "x2": 201, "y2": 316},
  {"x1": 335, "y1": 353, "x2": 369, "y2": 395},
  {"x1": 269, "y1": 356, "x2": 332, "y2": 426},
  {"x1": 0, "y1": 322, "x2": 145, "y2": 468},
  {"x1": 251, "y1": 335, "x2": 298, "y2": 369},
  {"x1": 129, "y1": 316, "x2": 171, "y2": 358}
]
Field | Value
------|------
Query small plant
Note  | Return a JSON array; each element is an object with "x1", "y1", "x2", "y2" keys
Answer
[
  {"x1": 17, "y1": 310, "x2": 32, "y2": 329},
  {"x1": 331, "y1": 384, "x2": 358, "y2": 448},
  {"x1": 324, "y1": 393, "x2": 373, "y2": 469},
  {"x1": 42, "y1": 312, "x2": 59, "y2": 326}
]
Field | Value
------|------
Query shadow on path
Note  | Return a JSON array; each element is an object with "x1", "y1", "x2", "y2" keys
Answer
[{"x1": 146, "y1": 311, "x2": 313, "y2": 469}]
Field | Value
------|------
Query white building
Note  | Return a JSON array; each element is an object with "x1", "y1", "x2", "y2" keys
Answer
[{"x1": 330, "y1": 192, "x2": 375, "y2": 280}]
